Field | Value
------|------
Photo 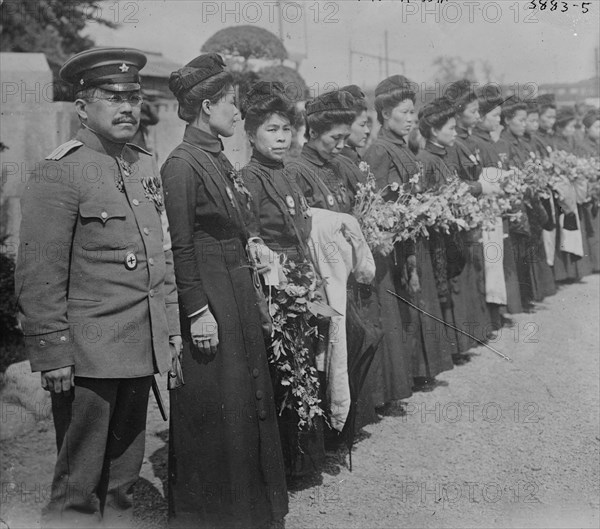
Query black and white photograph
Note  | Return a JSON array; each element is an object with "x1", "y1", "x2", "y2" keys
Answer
[{"x1": 0, "y1": 1, "x2": 599, "y2": 528}]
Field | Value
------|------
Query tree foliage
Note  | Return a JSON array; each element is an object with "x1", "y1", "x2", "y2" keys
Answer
[
  {"x1": 432, "y1": 56, "x2": 496, "y2": 86},
  {"x1": 258, "y1": 65, "x2": 310, "y2": 102},
  {"x1": 202, "y1": 25, "x2": 288, "y2": 61},
  {"x1": 0, "y1": 0, "x2": 118, "y2": 99}
]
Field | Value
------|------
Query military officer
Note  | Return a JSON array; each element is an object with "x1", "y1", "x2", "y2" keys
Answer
[{"x1": 15, "y1": 47, "x2": 181, "y2": 528}]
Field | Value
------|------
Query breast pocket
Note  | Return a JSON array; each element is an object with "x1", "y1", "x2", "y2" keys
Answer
[{"x1": 79, "y1": 202, "x2": 130, "y2": 252}]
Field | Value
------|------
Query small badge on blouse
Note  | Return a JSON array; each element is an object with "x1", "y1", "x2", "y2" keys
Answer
[
  {"x1": 327, "y1": 194, "x2": 335, "y2": 207},
  {"x1": 125, "y1": 251, "x2": 137, "y2": 270},
  {"x1": 285, "y1": 195, "x2": 296, "y2": 215},
  {"x1": 468, "y1": 154, "x2": 478, "y2": 165}
]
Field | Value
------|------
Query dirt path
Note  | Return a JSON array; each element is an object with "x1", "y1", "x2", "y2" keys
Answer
[{"x1": 2, "y1": 275, "x2": 599, "y2": 529}]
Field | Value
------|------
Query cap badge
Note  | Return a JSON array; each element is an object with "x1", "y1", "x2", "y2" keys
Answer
[{"x1": 119, "y1": 63, "x2": 130, "y2": 73}]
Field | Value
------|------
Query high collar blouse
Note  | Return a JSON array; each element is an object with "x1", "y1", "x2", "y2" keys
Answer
[{"x1": 241, "y1": 149, "x2": 312, "y2": 254}]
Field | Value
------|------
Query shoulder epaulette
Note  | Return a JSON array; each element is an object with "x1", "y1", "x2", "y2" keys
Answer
[
  {"x1": 45, "y1": 140, "x2": 84, "y2": 160},
  {"x1": 126, "y1": 142, "x2": 152, "y2": 156}
]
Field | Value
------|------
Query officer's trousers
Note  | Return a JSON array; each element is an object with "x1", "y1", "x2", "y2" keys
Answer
[{"x1": 42, "y1": 376, "x2": 153, "y2": 529}]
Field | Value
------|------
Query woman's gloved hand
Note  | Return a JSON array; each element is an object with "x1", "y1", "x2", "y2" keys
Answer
[{"x1": 190, "y1": 309, "x2": 219, "y2": 360}]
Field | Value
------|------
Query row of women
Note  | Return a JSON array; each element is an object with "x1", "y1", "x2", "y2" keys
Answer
[{"x1": 159, "y1": 53, "x2": 600, "y2": 528}]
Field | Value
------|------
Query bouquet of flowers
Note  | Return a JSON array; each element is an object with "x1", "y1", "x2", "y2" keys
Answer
[
  {"x1": 586, "y1": 157, "x2": 600, "y2": 203},
  {"x1": 267, "y1": 258, "x2": 325, "y2": 430}
]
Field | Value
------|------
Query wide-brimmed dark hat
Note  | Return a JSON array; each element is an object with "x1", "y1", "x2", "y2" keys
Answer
[{"x1": 60, "y1": 47, "x2": 147, "y2": 92}]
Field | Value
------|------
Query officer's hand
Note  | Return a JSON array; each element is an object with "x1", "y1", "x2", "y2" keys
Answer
[
  {"x1": 41, "y1": 366, "x2": 74, "y2": 394},
  {"x1": 190, "y1": 310, "x2": 219, "y2": 360},
  {"x1": 169, "y1": 335, "x2": 183, "y2": 363}
]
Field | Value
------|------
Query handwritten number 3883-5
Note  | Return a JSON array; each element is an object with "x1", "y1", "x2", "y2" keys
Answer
[{"x1": 528, "y1": 1, "x2": 591, "y2": 13}]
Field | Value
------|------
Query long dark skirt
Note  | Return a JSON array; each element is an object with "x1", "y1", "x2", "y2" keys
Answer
[
  {"x1": 402, "y1": 238, "x2": 455, "y2": 379},
  {"x1": 585, "y1": 203, "x2": 600, "y2": 273},
  {"x1": 370, "y1": 253, "x2": 413, "y2": 406},
  {"x1": 169, "y1": 237, "x2": 288, "y2": 529},
  {"x1": 553, "y1": 206, "x2": 584, "y2": 282},
  {"x1": 531, "y1": 235, "x2": 557, "y2": 300},
  {"x1": 502, "y1": 221, "x2": 524, "y2": 314},
  {"x1": 578, "y1": 204, "x2": 594, "y2": 277},
  {"x1": 450, "y1": 230, "x2": 493, "y2": 351}
]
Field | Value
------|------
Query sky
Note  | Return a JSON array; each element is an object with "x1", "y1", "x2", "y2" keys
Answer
[{"x1": 86, "y1": 0, "x2": 600, "y2": 90}]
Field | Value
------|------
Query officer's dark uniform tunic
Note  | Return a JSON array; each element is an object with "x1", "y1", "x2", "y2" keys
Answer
[
  {"x1": 16, "y1": 126, "x2": 180, "y2": 527},
  {"x1": 444, "y1": 125, "x2": 494, "y2": 349},
  {"x1": 161, "y1": 125, "x2": 288, "y2": 528}
]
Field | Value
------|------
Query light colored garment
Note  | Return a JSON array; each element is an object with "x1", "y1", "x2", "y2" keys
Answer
[
  {"x1": 558, "y1": 213, "x2": 584, "y2": 257},
  {"x1": 543, "y1": 198, "x2": 557, "y2": 266},
  {"x1": 307, "y1": 208, "x2": 376, "y2": 431},
  {"x1": 482, "y1": 216, "x2": 507, "y2": 305}
]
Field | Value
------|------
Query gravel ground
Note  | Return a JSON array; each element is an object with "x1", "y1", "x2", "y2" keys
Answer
[{"x1": 1, "y1": 275, "x2": 599, "y2": 529}]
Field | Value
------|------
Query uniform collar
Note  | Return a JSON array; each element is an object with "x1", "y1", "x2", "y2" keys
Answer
[
  {"x1": 340, "y1": 145, "x2": 360, "y2": 163},
  {"x1": 456, "y1": 125, "x2": 470, "y2": 140},
  {"x1": 251, "y1": 148, "x2": 284, "y2": 169},
  {"x1": 183, "y1": 124, "x2": 223, "y2": 153},
  {"x1": 501, "y1": 129, "x2": 522, "y2": 146},
  {"x1": 472, "y1": 126, "x2": 493, "y2": 143},
  {"x1": 301, "y1": 143, "x2": 328, "y2": 167},
  {"x1": 76, "y1": 126, "x2": 126, "y2": 158},
  {"x1": 425, "y1": 140, "x2": 447, "y2": 157},
  {"x1": 379, "y1": 127, "x2": 407, "y2": 146}
]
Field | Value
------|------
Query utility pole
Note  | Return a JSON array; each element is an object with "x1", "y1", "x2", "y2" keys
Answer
[{"x1": 384, "y1": 30, "x2": 389, "y2": 77}]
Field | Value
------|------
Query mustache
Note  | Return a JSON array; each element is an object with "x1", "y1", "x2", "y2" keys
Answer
[{"x1": 113, "y1": 117, "x2": 138, "y2": 125}]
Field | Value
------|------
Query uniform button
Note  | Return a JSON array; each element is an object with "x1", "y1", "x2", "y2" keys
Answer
[
  {"x1": 39, "y1": 339, "x2": 46, "y2": 346},
  {"x1": 60, "y1": 335, "x2": 67, "y2": 342},
  {"x1": 143, "y1": 227, "x2": 150, "y2": 236},
  {"x1": 132, "y1": 199, "x2": 140, "y2": 206},
  {"x1": 258, "y1": 410, "x2": 267, "y2": 420},
  {"x1": 149, "y1": 289, "x2": 155, "y2": 297},
  {"x1": 252, "y1": 368, "x2": 260, "y2": 378},
  {"x1": 149, "y1": 258, "x2": 155, "y2": 266},
  {"x1": 100, "y1": 211, "x2": 108, "y2": 219},
  {"x1": 255, "y1": 390, "x2": 264, "y2": 400}
]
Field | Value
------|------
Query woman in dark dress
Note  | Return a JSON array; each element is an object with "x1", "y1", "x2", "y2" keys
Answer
[
  {"x1": 500, "y1": 98, "x2": 555, "y2": 306},
  {"x1": 288, "y1": 90, "x2": 358, "y2": 213},
  {"x1": 239, "y1": 81, "x2": 325, "y2": 479},
  {"x1": 470, "y1": 85, "x2": 523, "y2": 318},
  {"x1": 161, "y1": 54, "x2": 288, "y2": 529},
  {"x1": 576, "y1": 109, "x2": 600, "y2": 272},
  {"x1": 553, "y1": 106, "x2": 589, "y2": 279},
  {"x1": 416, "y1": 97, "x2": 464, "y2": 357},
  {"x1": 365, "y1": 74, "x2": 453, "y2": 396},
  {"x1": 444, "y1": 79, "x2": 494, "y2": 350}
]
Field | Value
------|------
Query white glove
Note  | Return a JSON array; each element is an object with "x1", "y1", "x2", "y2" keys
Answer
[
  {"x1": 247, "y1": 238, "x2": 278, "y2": 274},
  {"x1": 190, "y1": 309, "x2": 219, "y2": 358}
]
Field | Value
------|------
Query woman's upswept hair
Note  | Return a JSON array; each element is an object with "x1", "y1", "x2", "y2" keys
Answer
[
  {"x1": 242, "y1": 93, "x2": 298, "y2": 136},
  {"x1": 418, "y1": 97, "x2": 456, "y2": 140},
  {"x1": 501, "y1": 98, "x2": 528, "y2": 125},
  {"x1": 174, "y1": 70, "x2": 234, "y2": 124},
  {"x1": 304, "y1": 109, "x2": 356, "y2": 140},
  {"x1": 374, "y1": 88, "x2": 416, "y2": 125}
]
